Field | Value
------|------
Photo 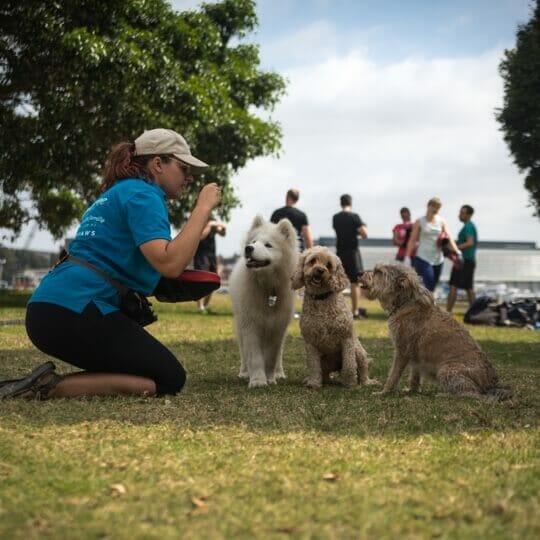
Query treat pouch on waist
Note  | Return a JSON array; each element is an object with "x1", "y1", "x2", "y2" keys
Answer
[{"x1": 153, "y1": 270, "x2": 221, "y2": 302}]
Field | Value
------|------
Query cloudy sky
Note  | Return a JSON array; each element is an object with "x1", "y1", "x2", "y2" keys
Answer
[{"x1": 8, "y1": 0, "x2": 539, "y2": 256}]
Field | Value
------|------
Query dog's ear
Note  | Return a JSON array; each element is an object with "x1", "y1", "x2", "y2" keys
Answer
[
  {"x1": 291, "y1": 253, "x2": 306, "y2": 289},
  {"x1": 250, "y1": 215, "x2": 265, "y2": 230},
  {"x1": 397, "y1": 268, "x2": 435, "y2": 307},
  {"x1": 395, "y1": 268, "x2": 415, "y2": 291},
  {"x1": 332, "y1": 257, "x2": 349, "y2": 292},
  {"x1": 409, "y1": 272, "x2": 436, "y2": 307},
  {"x1": 277, "y1": 218, "x2": 298, "y2": 249}
]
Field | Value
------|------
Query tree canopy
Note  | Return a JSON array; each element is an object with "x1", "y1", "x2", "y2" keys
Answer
[
  {"x1": 0, "y1": 0, "x2": 286, "y2": 240},
  {"x1": 497, "y1": 0, "x2": 540, "y2": 217}
]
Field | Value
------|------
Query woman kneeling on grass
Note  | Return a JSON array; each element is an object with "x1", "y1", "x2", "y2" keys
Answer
[{"x1": 0, "y1": 129, "x2": 221, "y2": 400}]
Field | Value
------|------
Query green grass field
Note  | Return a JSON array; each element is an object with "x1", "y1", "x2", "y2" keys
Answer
[{"x1": 0, "y1": 293, "x2": 539, "y2": 539}]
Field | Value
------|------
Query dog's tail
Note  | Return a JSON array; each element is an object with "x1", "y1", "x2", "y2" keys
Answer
[{"x1": 486, "y1": 385, "x2": 513, "y2": 401}]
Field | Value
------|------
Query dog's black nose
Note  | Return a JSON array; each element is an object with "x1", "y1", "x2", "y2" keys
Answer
[
  {"x1": 245, "y1": 245, "x2": 254, "y2": 257},
  {"x1": 358, "y1": 271, "x2": 365, "y2": 278},
  {"x1": 314, "y1": 267, "x2": 324, "y2": 275}
]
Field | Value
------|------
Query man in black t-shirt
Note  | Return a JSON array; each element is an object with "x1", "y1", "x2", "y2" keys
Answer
[
  {"x1": 194, "y1": 216, "x2": 226, "y2": 314},
  {"x1": 332, "y1": 194, "x2": 368, "y2": 320},
  {"x1": 270, "y1": 189, "x2": 313, "y2": 252}
]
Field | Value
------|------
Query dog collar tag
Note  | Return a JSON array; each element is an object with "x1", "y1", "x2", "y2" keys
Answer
[{"x1": 268, "y1": 295, "x2": 277, "y2": 307}]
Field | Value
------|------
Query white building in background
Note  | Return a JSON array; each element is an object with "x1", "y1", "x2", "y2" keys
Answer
[
  {"x1": 317, "y1": 238, "x2": 540, "y2": 295},
  {"x1": 11, "y1": 268, "x2": 50, "y2": 289}
]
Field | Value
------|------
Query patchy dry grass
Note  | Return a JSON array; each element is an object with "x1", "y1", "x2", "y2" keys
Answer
[{"x1": 0, "y1": 295, "x2": 539, "y2": 539}]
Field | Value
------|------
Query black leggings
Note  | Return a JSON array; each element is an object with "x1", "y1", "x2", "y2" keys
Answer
[{"x1": 25, "y1": 302, "x2": 185, "y2": 396}]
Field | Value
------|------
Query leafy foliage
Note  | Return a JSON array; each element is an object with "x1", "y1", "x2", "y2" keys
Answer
[
  {"x1": 497, "y1": 0, "x2": 540, "y2": 217},
  {"x1": 0, "y1": 0, "x2": 285, "y2": 239}
]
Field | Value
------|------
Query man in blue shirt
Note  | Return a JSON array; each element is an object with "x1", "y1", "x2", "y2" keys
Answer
[{"x1": 447, "y1": 205, "x2": 478, "y2": 313}]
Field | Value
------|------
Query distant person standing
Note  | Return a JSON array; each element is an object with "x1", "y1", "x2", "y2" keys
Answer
[
  {"x1": 333, "y1": 194, "x2": 368, "y2": 319},
  {"x1": 392, "y1": 207, "x2": 415, "y2": 263},
  {"x1": 194, "y1": 216, "x2": 226, "y2": 314},
  {"x1": 446, "y1": 205, "x2": 478, "y2": 313},
  {"x1": 406, "y1": 197, "x2": 459, "y2": 292},
  {"x1": 270, "y1": 189, "x2": 313, "y2": 252}
]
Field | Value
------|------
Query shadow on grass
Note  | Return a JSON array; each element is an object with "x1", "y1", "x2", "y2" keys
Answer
[{"x1": 1, "y1": 335, "x2": 538, "y2": 437}]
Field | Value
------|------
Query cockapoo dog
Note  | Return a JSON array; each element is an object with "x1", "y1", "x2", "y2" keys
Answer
[
  {"x1": 359, "y1": 263, "x2": 512, "y2": 399},
  {"x1": 229, "y1": 215, "x2": 298, "y2": 388},
  {"x1": 291, "y1": 246, "x2": 379, "y2": 388}
]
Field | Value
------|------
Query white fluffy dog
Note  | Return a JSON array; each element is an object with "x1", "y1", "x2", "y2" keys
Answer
[{"x1": 229, "y1": 215, "x2": 298, "y2": 388}]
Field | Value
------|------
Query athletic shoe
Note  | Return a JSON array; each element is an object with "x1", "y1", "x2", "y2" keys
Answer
[{"x1": 0, "y1": 361, "x2": 56, "y2": 399}]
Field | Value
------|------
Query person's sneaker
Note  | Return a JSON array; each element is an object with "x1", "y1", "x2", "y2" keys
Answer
[
  {"x1": 358, "y1": 308, "x2": 369, "y2": 318},
  {"x1": 353, "y1": 311, "x2": 368, "y2": 320},
  {"x1": 0, "y1": 378, "x2": 19, "y2": 388},
  {"x1": 0, "y1": 361, "x2": 56, "y2": 399}
]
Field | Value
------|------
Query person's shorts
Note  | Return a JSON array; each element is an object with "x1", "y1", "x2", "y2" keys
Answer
[
  {"x1": 337, "y1": 249, "x2": 363, "y2": 283},
  {"x1": 449, "y1": 260, "x2": 476, "y2": 290},
  {"x1": 194, "y1": 252, "x2": 217, "y2": 273}
]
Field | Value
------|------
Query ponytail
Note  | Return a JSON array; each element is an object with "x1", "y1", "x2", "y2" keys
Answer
[{"x1": 101, "y1": 142, "x2": 152, "y2": 191}]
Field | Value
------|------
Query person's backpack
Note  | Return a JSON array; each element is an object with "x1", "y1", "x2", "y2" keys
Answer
[
  {"x1": 464, "y1": 295, "x2": 539, "y2": 328},
  {"x1": 505, "y1": 300, "x2": 539, "y2": 328},
  {"x1": 437, "y1": 232, "x2": 464, "y2": 270}
]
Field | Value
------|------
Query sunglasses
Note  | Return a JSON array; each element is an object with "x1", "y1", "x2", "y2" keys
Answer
[{"x1": 170, "y1": 157, "x2": 192, "y2": 177}]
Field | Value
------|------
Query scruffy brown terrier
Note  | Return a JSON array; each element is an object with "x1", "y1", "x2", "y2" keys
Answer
[
  {"x1": 359, "y1": 263, "x2": 512, "y2": 399},
  {"x1": 291, "y1": 246, "x2": 379, "y2": 388}
]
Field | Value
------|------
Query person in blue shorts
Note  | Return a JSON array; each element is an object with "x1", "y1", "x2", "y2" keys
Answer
[
  {"x1": 0, "y1": 129, "x2": 221, "y2": 400},
  {"x1": 406, "y1": 197, "x2": 459, "y2": 292}
]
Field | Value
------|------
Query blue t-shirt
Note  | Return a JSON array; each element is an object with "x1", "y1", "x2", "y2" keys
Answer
[
  {"x1": 458, "y1": 221, "x2": 477, "y2": 262},
  {"x1": 29, "y1": 179, "x2": 172, "y2": 314}
]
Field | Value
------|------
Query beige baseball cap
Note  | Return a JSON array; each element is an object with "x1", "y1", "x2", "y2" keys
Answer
[{"x1": 134, "y1": 128, "x2": 208, "y2": 173}]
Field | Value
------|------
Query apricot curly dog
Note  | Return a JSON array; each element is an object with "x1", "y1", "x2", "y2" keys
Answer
[
  {"x1": 359, "y1": 263, "x2": 512, "y2": 399},
  {"x1": 292, "y1": 247, "x2": 379, "y2": 388}
]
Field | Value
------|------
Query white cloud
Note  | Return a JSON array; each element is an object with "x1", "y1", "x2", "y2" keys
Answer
[
  {"x1": 218, "y1": 46, "x2": 539, "y2": 257},
  {"x1": 5, "y1": 8, "x2": 538, "y2": 259},
  {"x1": 437, "y1": 14, "x2": 473, "y2": 35}
]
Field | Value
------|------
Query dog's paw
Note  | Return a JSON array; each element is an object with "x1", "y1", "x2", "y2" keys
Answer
[
  {"x1": 248, "y1": 378, "x2": 268, "y2": 389},
  {"x1": 372, "y1": 389, "x2": 391, "y2": 396},
  {"x1": 341, "y1": 371, "x2": 358, "y2": 388},
  {"x1": 363, "y1": 378, "x2": 381, "y2": 386},
  {"x1": 238, "y1": 372, "x2": 249, "y2": 379},
  {"x1": 306, "y1": 379, "x2": 322, "y2": 389},
  {"x1": 275, "y1": 371, "x2": 287, "y2": 379}
]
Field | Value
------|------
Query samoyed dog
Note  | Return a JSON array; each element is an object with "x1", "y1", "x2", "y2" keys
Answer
[{"x1": 229, "y1": 215, "x2": 298, "y2": 388}]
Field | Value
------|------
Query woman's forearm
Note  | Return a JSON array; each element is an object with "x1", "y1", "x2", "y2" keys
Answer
[{"x1": 140, "y1": 183, "x2": 221, "y2": 277}]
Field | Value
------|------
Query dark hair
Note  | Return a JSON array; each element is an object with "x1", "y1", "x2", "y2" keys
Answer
[
  {"x1": 462, "y1": 204, "x2": 474, "y2": 216},
  {"x1": 400, "y1": 207, "x2": 410, "y2": 214},
  {"x1": 101, "y1": 142, "x2": 175, "y2": 191},
  {"x1": 286, "y1": 189, "x2": 300, "y2": 203},
  {"x1": 340, "y1": 194, "x2": 352, "y2": 207}
]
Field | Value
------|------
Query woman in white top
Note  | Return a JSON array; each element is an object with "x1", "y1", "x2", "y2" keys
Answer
[{"x1": 405, "y1": 197, "x2": 459, "y2": 292}]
